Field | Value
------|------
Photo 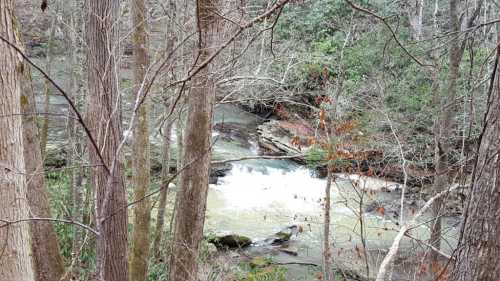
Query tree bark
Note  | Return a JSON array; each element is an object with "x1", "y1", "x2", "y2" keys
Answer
[
  {"x1": 85, "y1": 0, "x2": 128, "y2": 280},
  {"x1": 152, "y1": 120, "x2": 173, "y2": 260},
  {"x1": 407, "y1": 0, "x2": 424, "y2": 41},
  {"x1": 451, "y1": 44, "x2": 500, "y2": 281},
  {"x1": 64, "y1": 0, "x2": 85, "y2": 276},
  {"x1": 21, "y1": 62, "x2": 67, "y2": 281},
  {"x1": 129, "y1": 0, "x2": 152, "y2": 279},
  {"x1": 168, "y1": 0, "x2": 221, "y2": 280},
  {"x1": 429, "y1": 0, "x2": 462, "y2": 268},
  {"x1": 0, "y1": 1, "x2": 35, "y2": 280},
  {"x1": 152, "y1": 1, "x2": 177, "y2": 259}
]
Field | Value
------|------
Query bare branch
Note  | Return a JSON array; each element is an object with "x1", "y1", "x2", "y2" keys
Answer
[
  {"x1": 211, "y1": 154, "x2": 305, "y2": 165},
  {"x1": 0, "y1": 218, "x2": 98, "y2": 236},
  {"x1": 375, "y1": 184, "x2": 460, "y2": 281},
  {"x1": 166, "y1": 0, "x2": 292, "y2": 119},
  {"x1": 0, "y1": 35, "x2": 110, "y2": 174},
  {"x1": 344, "y1": 0, "x2": 434, "y2": 68}
]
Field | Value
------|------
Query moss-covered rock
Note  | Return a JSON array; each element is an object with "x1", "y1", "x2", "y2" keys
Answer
[
  {"x1": 208, "y1": 234, "x2": 252, "y2": 250},
  {"x1": 264, "y1": 225, "x2": 300, "y2": 245}
]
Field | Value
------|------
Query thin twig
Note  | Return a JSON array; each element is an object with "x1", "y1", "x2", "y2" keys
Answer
[
  {"x1": 344, "y1": 0, "x2": 433, "y2": 68},
  {"x1": 211, "y1": 154, "x2": 305, "y2": 165},
  {"x1": 166, "y1": 0, "x2": 292, "y2": 119},
  {"x1": 0, "y1": 35, "x2": 110, "y2": 174},
  {"x1": 0, "y1": 218, "x2": 98, "y2": 236}
]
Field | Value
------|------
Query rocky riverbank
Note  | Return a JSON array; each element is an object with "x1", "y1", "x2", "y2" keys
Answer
[
  {"x1": 254, "y1": 118, "x2": 468, "y2": 216},
  {"x1": 257, "y1": 119, "x2": 434, "y2": 186}
]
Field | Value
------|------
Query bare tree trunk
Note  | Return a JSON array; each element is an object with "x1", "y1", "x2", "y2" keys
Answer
[
  {"x1": 39, "y1": 4, "x2": 58, "y2": 157},
  {"x1": 152, "y1": 1, "x2": 177, "y2": 258},
  {"x1": 451, "y1": 44, "x2": 500, "y2": 281},
  {"x1": 21, "y1": 63, "x2": 67, "y2": 281},
  {"x1": 129, "y1": 0, "x2": 152, "y2": 279},
  {"x1": 0, "y1": 1, "x2": 35, "y2": 280},
  {"x1": 152, "y1": 120, "x2": 173, "y2": 260},
  {"x1": 168, "y1": 0, "x2": 220, "y2": 279},
  {"x1": 322, "y1": 169, "x2": 333, "y2": 281},
  {"x1": 168, "y1": 115, "x2": 185, "y2": 236},
  {"x1": 429, "y1": 0, "x2": 461, "y2": 269},
  {"x1": 65, "y1": 0, "x2": 85, "y2": 275},
  {"x1": 86, "y1": 0, "x2": 128, "y2": 280},
  {"x1": 429, "y1": 1, "x2": 483, "y2": 276},
  {"x1": 175, "y1": 114, "x2": 184, "y2": 175},
  {"x1": 407, "y1": 0, "x2": 424, "y2": 41}
]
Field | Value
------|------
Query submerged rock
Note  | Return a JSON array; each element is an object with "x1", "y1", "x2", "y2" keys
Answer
[
  {"x1": 364, "y1": 200, "x2": 400, "y2": 221},
  {"x1": 208, "y1": 234, "x2": 252, "y2": 250},
  {"x1": 213, "y1": 122, "x2": 255, "y2": 143}
]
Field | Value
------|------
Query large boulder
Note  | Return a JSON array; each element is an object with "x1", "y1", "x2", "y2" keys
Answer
[
  {"x1": 208, "y1": 234, "x2": 252, "y2": 250},
  {"x1": 257, "y1": 120, "x2": 310, "y2": 163}
]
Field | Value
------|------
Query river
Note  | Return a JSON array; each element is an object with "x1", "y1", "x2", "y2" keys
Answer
[
  {"x1": 43, "y1": 89, "x2": 458, "y2": 280},
  {"x1": 203, "y1": 105, "x2": 459, "y2": 280}
]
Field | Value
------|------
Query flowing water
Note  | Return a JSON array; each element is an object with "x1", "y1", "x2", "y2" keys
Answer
[
  {"x1": 43, "y1": 88, "x2": 458, "y2": 280},
  {"x1": 204, "y1": 105, "x2": 459, "y2": 280}
]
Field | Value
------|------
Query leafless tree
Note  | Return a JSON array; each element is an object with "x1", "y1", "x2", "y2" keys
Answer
[
  {"x1": 168, "y1": 0, "x2": 221, "y2": 279},
  {"x1": 451, "y1": 44, "x2": 500, "y2": 281},
  {"x1": 129, "y1": 0, "x2": 153, "y2": 280},
  {"x1": 0, "y1": 1, "x2": 36, "y2": 280},
  {"x1": 85, "y1": 0, "x2": 129, "y2": 280},
  {"x1": 21, "y1": 62, "x2": 67, "y2": 281}
]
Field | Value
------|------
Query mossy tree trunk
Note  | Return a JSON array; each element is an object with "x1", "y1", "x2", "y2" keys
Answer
[
  {"x1": 152, "y1": 0, "x2": 177, "y2": 260},
  {"x1": 129, "y1": 0, "x2": 152, "y2": 279}
]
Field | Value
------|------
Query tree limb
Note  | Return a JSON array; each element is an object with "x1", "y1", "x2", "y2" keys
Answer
[
  {"x1": 375, "y1": 184, "x2": 459, "y2": 281},
  {"x1": 344, "y1": 0, "x2": 434, "y2": 68},
  {"x1": 0, "y1": 35, "x2": 110, "y2": 174},
  {"x1": 0, "y1": 218, "x2": 98, "y2": 236},
  {"x1": 211, "y1": 154, "x2": 305, "y2": 165}
]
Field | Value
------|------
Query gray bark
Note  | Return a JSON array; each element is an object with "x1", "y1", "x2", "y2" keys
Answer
[
  {"x1": 152, "y1": 120, "x2": 173, "y2": 260},
  {"x1": 21, "y1": 63, "x2": 67, "y2": 281},
  {"x1": 0, "y1": 1, "x2": 35, "y2": 280},
  {"x1": 451, "y1": 44, "x2": 500, "y2": 281},
  {"x1": 168, "y1": 0, "x2": 221, "y2": 279},
  {"x1": 85, "y1": 0, "x2": 129, "y2": 280}
]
